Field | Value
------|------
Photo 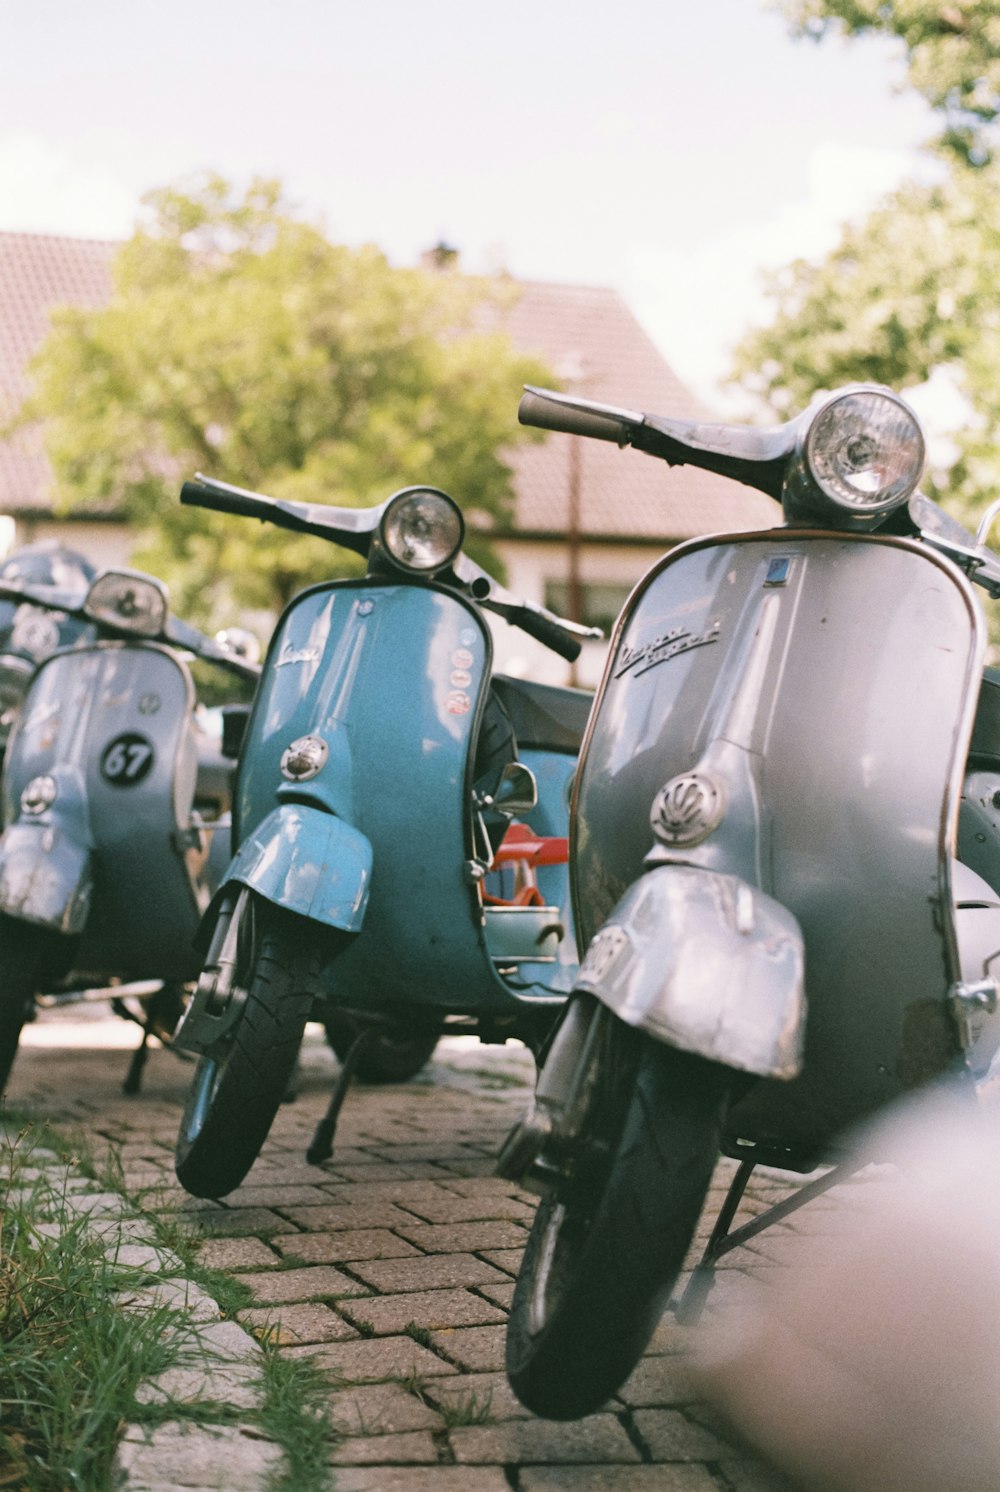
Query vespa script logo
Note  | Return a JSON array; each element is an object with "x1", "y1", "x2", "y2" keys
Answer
[
  {"x1": 614, "y1": 618, "x2": 721, "y2": 680},
  {"x1": 275, "y1": 643, "x2": 322, "y2": 668}
]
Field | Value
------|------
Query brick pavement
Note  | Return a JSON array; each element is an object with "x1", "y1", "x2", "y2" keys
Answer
[{"x1": 6, "y1": 1011, "x2": 821, "y2": 1490}]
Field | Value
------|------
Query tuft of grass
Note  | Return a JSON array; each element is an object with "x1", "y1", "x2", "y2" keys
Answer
[
  {"x1": 256, "y1": 1335, "x2": 335, "y2": 1492},
  {"x1": 0, "y1": 1128, "x2": 191, "y2": 1490},
  {"x1": 0, "y1": 1116, "x2": 338, "y2": 1491},
  {"x1": 436, "y1": 1386, "x2": 495, "y2": 1427},
  {"x1": 404, "y1": 1321, "x2": 432, "y2": 1348}
]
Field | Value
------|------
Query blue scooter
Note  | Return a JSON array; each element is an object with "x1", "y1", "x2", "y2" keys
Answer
[
  {"x1": 0, "y1": 567, "x2": 259, "y2": 1094},
  {"x1": 171, "y1": 477, "x2": 597, "y2": 1198}
]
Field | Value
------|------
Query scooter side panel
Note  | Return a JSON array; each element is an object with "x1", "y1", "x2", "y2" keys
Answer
[
  {"x1": 235, "y1": 581, "x2": 530, "y2": 1014},
  {"x1": 574, "y1": 534, "x2": 982, "y2": 1160},
  {"x1": 2, "y1": 644, "x2": 206, "y2": 978}
]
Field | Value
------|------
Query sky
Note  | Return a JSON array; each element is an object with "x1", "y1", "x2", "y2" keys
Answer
[{"x1": 1, "y1": 0, "x2": 939, "y2": 413}]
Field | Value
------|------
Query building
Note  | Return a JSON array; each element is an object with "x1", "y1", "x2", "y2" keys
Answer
[{"x1": 0, "y1": 230, "x2": 778, "y2": 684}]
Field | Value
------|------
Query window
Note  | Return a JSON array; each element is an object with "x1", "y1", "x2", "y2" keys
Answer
[{"x1": 544, "y1": 581, "x2": 632, "y2": 636}]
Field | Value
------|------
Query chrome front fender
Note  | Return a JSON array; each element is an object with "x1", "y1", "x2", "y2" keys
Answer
[
  {"x1": 224, "y1": 803, "x2": 371, "y2": 932},
  {"x1": 0, "y1": 821, "x2": 92, "y2": 934},
  {"x1": 574, "y1": 865, "x2": 806, "y2": 1080}
]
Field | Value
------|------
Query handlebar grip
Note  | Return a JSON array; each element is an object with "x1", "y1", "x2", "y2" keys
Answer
[
  {"x1": 511, "y1": 606, "x2": 583, "y2": 663},
  {"x1": 180, "y1": 478, "x2": 275, "y2": 522},
  {"x1": 518, "y1": 388, "x2": 636, "y2": 446}
]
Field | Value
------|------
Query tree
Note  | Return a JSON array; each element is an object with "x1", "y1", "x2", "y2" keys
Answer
[
  {"x1": 734, "y1": 3, "x2": 1000, "y2": 524},
  {"x1": 777, "y1": 0, "x2": 1000, "y2": 165},
  {"x1": 19, "y1": 176, "x2": 551, "y2": 623}
]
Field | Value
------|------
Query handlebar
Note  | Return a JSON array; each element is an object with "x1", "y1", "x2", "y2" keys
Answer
[
  {"x1": 181, "y1": 477, "x2": 279, "y2": 524},
  {"x1": 505, "y1": 605, "x2": 584, "y2": 663},
  {"x1": 518, "y1": 388, "x2": 641, "y2": 446}
]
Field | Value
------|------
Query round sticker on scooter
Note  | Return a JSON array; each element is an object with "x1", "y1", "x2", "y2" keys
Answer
[{"x1": 100, "y1": 732, "x2": 155, "y2": 787}]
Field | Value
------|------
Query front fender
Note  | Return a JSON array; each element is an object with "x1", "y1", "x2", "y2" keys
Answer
[
  {"x1": 574, "y1": 865, "x2": 805, "y2": 1080},
  {"x1": 221, "y1": 803, "x2": 371, "y2": 932},
  {"x1": 0, "y1": 821, "x2": 92, "y2": 933}
]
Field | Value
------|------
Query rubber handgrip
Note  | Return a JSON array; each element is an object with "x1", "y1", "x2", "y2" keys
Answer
[
  {"x1": 180, "y1": 479, "x2": 275, "y2": 521},
  {"x1": 512, "y1": 606, "x2": 583, "y2": 663},
  {"x1": 518, "y1": 390, "x2": 633, "y2": 445}
]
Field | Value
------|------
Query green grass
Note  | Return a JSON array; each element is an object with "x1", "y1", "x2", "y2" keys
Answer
[{"x1": 0, "y1": 1115, "x2": 337, "y2": 1492}]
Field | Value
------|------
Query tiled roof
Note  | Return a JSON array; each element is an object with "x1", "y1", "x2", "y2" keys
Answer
[
  {"x1": 0, "y1": 231, "x2": 779, "y2": 537},
  {"x1": 0, "y1": 231, "x2": 114, "y2": 513}
]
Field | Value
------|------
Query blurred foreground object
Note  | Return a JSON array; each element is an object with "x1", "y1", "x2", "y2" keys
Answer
[{"x1": 694, "y1": 1089, "x2": 1000, "y2": 1491}]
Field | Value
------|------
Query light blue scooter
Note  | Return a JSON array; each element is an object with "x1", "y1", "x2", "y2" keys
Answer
[
  {"x1": 0, "y1": 567, "x2": 259, "y2": 1094},
  {"x1": 171, "y1": 476, "x2": 598, "y2": 1198}
]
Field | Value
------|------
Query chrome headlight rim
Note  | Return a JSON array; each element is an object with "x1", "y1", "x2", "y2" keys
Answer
[
  {"x1": 801, "y1": 386, "x2": 926, "y2": 518},
  {"x1": 379, "y1": 488, "x2": 465, "y2": 574},
  {"x1": 83, "y1": 570, "x2": 169, "y2": 638}
]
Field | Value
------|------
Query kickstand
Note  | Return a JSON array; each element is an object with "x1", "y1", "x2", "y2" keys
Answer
[
  {"x1": 675, "y1": 1157, "x2": 854, "y2": 1325},
  {"x1": 306, "y1": 1026, "x2": 378, "y2": 1166},
  {"x1": 118, "y1": 984, "x2": 186, "y2": 1097}
]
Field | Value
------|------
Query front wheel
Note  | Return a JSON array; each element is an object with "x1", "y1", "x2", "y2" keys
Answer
[
  {"x1": 323, "y1": 1012, "x2": 438, "y2": 1083},
  {"x1": 506, "y1": 1017, "x2": 729, "y2": 1420},
  {"x1": 0, "y1": 916, "x2": 49, "y2": 1093},
  {"x1": 175, "y1": 892, "x2": 320, "y2": 1199}
]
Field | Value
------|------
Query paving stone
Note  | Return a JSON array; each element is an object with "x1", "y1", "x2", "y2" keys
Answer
[
  {"x1": 237, "y1": 1301, "x2": 360, "y2": 1344},
  {"x1": 393, "y1": 1219, "x2": 530, "y2": 1252},
  {"x1": 136, "y1": 1360, "x2": 261, "y2": 1412},
  {"x1": 476, "y1": 1280, "x2": 514, "y2": 1309},
  {"x1": 220, "y1": 1183, "x2": 334, "y2": 1208},
  {"x1": 286, "y1": 1333, "x2": 458, "y2": 1382},
  {"x1": 450, "y1": 1413, "x2": 640, "y2": 1463},
  {"x1": 327, "y1": 1381, "x2": 445, "y2": 1435},
  {"x1": 278, "y1": 1200, "x2": 438, "y2": 1230},
  {"x1": 330, "y1": 1429, "x2": 440, "y2": 1464},
  {"x1": 633, "y1": 1407, "x2": 736, "y2": 1460},
  {"x1": 173, "y1": 1207, "x2": 289, "y2": 1237},
  {"x1": 347, "y1": 1252, "x2": 509, "y2": 1293},
  {"x1": 388, "y1": 1194, "x2": 534, "y2": 1224},
  {"x1": 271, "y1": 1228, "x2": 422, "y2": 1264},
  {"x1": 240, "y1": 1264, "x2": 368, "y2": 1302},
  {"x1": 478, "y1": 1247, "x2": 524, "y2": 1275},
  {"x1": 430, "y1": 1323, "x2": 507, "y2": 1372},
  {"x1": 343, "y1": 1287, "x2": 506, "y2": 1336},
  {"x1": 328, "y1": 1162, "x2": 456, "y2": 1183},
  {"x1": 520, "y1": 1467, "x2": 721, "y2": 1491},
  {"x1": 423, "y1": 1370, "x2": 533, "y2": 1422},
  {"x1": 114, "y1": 1421, "x2": 282, "y2": 1489},
  {"x1": 195, "y1": 1237, "x2": 281, "y2": 1271},
  {"x1": 333, "y1": 1469, "x2": 510, "y2": 1492}
]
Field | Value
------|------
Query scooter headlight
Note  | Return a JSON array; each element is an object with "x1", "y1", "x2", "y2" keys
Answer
[
  {"x1": 84, "y1": 570, "x2": 168, "y2": 637},
  {"x1": 380, "y1": 488, "x2": 464, "y2": 573},
  {"x1": 803, "y1": 389, "x2": 925, "y2": 516}
]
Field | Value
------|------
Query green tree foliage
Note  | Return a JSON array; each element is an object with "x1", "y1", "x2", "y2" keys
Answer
[
  {"x1": 777, "y1": 0, "x2": 1000, "y2": 165},
  {"x1": 21, "y1": 176, "x2": 550, "y2": 623},
  {"x1": 736, "y1": 3, "x2": 1000, "y2": 524}
]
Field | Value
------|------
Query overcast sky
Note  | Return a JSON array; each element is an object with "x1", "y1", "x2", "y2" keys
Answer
[{"x1": 2, "y1": 0, "x2": 937, "y2": 410}]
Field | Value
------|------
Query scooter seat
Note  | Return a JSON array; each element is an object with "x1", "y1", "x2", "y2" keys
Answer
[{"x1": 492, "y1": 674, "x2": 592, "y2": 752}]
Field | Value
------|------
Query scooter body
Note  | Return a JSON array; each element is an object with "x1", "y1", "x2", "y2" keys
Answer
[
  {"x1": 0, "y1": 641, "x2": 210, "y2": 975},
  {"x1": 498, "y1": 380, "x2": 1000, "y2": 1421},
  {"x1": 171, "y1": 476, "x2": 596, "y2": 1200},
  {"x1": 573, "y1": 529, "x2": 995, "y2": 1168},
  {"x1": 0, "y1": 567, "x2": 258, "y2": 1096},
  {"x1": 226, "y1": 577, "x2": 577, "y2": 1017}
]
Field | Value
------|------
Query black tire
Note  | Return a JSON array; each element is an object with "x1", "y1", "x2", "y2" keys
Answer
[
  {"x1": 323, "y1": 1012, "x2": 439, "y2": 1083},
  {"x1": 175, "y1": 892, "x2": 319, "y2": 1199},
  {"x1": 506, "y1": 1015, "x2": 729, "y2": 1420},
  {"x1": 0, "y1": 915, "x2": 47, "y2": 1094}
]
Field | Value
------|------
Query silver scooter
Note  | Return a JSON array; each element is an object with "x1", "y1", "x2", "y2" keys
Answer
[
  {"x1": 0, "y1": 567, "x2": 258, "y2": 1094},
  {"x1": 499, "y1": 381, "x2": 1000, "y2": 1418}
]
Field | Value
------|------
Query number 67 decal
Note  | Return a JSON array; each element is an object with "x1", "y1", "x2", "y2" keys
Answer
[{"x1": 100, "y1": 732, "x2": 156, "y2": 787}]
